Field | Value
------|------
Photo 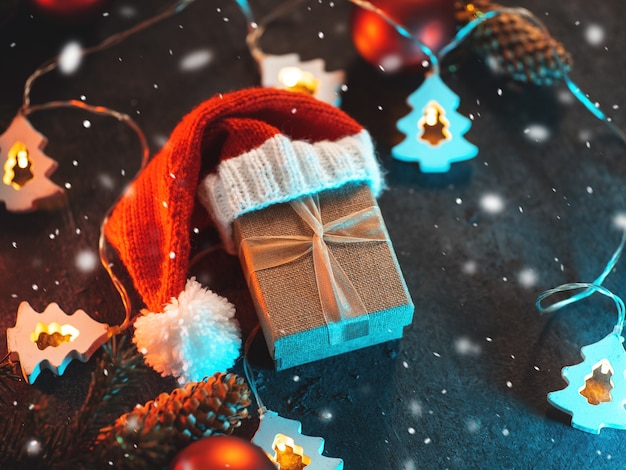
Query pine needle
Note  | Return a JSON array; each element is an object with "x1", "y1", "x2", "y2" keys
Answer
[
  {"x1": 60, "y1": 335, "x2": 148, "y2": 461},
  {"x1": 0, "y1": 354, "x2": 21, "y2": 405}
]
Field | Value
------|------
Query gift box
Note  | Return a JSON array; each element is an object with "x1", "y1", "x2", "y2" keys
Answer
[{"x1": 233, "y1": 182, "x2": 414, "y2": 369}]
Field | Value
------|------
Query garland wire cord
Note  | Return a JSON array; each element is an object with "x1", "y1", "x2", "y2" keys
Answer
[
  {"x1": 17, "y1": 0, "x2": 197, "y2": 333},
  {"x1": 537, "y1": 230, "x2": 626, "y2": 318},
  {"x1": 537, "y1": 282, "x2": 625, "y2": 337},
  {"x1": 536, "y1": 228, "x2": 626, "y2": 343},
  {"x1": 242, "y1": 323, "x2": 268, "y2": 415}
]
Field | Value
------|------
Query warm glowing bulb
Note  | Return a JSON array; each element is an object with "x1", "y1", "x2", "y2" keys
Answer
[
  {"x1": 272, "y1": 434, "x2": 311, "y2": 469},
  {"x1": 30, "y1": 322, "x2": 80, "y2": 348},
  {"x1": 424, "y1": 106, "x2": 439, "y2": 126},
  {"x1": 17, "y1": 150, "x2": 29, "y2": 168},
  {"x1": 279, "y1": 67, "x2": 303, "y2": 88},
  {"x1": 600, "y1": 360, "x2": 611, "y2": 375},
  {"x1": 3, "y1": 141, "x2": 33, "y2": 189},
  {"x1": 278, "y1": 67, "x2": 319, "y2": 96},
  {"x1": 2, "y1": 162, "x2": 13, "y2": 186},
  {"x1": 579, "y1": 359, "x2": 614, "y2": 405},
  {"x1": 417, "y1": 101, "x2": 452, "y2": 146}
]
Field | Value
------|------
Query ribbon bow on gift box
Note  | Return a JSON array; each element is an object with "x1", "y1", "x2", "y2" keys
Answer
[{"x1": 239, "y1": 193, "x2": 389, "y2": 345}]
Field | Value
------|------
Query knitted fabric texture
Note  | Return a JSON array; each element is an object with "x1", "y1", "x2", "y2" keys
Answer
[
  {"x1": 105, "y1": 88, "x2": 383, "y2": 314},
  {"x1": 198, "y1": 126, "x2": 381, "y2": 253}
]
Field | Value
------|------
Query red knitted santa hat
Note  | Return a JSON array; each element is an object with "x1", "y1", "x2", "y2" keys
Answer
[{"x1": 105, "y1": 88, "x2": 383, "y2": 383}]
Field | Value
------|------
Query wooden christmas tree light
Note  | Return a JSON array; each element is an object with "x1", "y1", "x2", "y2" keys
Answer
[
  {"x1": 392, "y1": 74, "x2": 478, "y2": 172},
  {"x1": 0, "y1": 115, "x2": 64, "y2": 211},
  {"x1": 6, "y1": 302, "x2": 110, "y2": 383},
  {"x1": 548, "y1": 333, "x2": 626, "y2": 434}
]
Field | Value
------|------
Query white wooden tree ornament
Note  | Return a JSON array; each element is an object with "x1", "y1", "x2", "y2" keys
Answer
[
  {"x1": 6, "y1": 302, "x2": 110, "y2": 383},
  {"x1": 0, "y1": 114, "x2": 64, "y2": 212},
  {"x1": 260, "y1": 53, "x2": 345, "y2": 106},
  {"x1": 252, "y1": 410, "x2": 343, "y2": 469}
]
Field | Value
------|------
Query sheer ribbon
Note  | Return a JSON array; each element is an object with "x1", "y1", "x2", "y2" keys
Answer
[{"x1": 239, "y1": 194, "x2": 389, "y2": 344}]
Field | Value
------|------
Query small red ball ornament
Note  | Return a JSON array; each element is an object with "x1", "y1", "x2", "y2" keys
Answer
[
  {"x1": 169, "y1": 436, "x2": 277, "y2": 470},
  {"x1": 26, "y1": 0, "x2": 114, "y2": 22},
  {"x1": 351, "y1": 0, "x2": 456, "y2": 73}
]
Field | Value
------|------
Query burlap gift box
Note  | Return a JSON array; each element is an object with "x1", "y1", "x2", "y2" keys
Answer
[{"x1": 233, "y1": 182, "x2": 414, "y2": 370}]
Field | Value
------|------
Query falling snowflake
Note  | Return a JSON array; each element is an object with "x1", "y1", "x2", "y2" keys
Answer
[
  {"x1": 76, "y1": 250, "x2": 98, "y2": 272},
  {"x1": 319, "y1": 409, "x2": 333, "y2": 421},
  {"x1": 408, "y1": 399, "x2": 422, "y2": 417},
  {"x1": 59, "y1": 41, "x2": 82, "y2": 74},
  {"x1": 613, "y1": 213, "x2": 626, "y2": 230},
  {"x1": 465, "y1": 418, "x2": 481, "y2": 433},
  {"x1": 518, "y1": 268, "x2": 538, "y2": 288},
  {"x1": 180, "y1": 49, "x2": 214, "y2": 71},
  {"x1": 480, "y1": 193, "x2": 505, "y2": 214},
  {"x1": 462, "y1": 260, "x2": 477, "y2": 275},
  {"x1": 584, "y1": 24, "x2": 605, "y2": 46},
  {"x1": 524, "y1": 124, "x2": 550, "y2": 143},
  {"x1": 454, "y1": 337, "x2": 481, "y2": 356}
]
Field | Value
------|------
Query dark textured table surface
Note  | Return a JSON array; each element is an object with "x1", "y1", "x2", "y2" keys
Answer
[{"x1": 2, "y1": 0, "x2": 626, "y2": 468}]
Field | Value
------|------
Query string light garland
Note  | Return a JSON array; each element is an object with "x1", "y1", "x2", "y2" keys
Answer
[
  {"x1": 4, "y1": 0, "x2": 197, "y2": 382},
  {"x1": 349, "y1": 0, "x2": 626, "y2": 171},
  {"x1": 537, "y1": 230, "x2": 626, "y2": 434},
  {"x1": 2, "y1": 0, "x2": 625, "y2": 465},
  {"x1": 239, "y1": 0, "x2": 626, "y2": 172},
  {"x1": 237, "y1": 0, "x2": 626, "y2": 173}
]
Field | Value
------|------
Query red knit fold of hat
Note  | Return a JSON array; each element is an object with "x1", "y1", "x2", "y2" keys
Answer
[{"x1": 105, "y1": 88, "x2": 366, "y2": 313}]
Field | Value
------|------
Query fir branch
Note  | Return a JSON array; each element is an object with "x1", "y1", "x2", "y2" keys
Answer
[
  {"x1": 60, "y1": 335, "x2": 148, "y2": 462},
  {"x1": 0, "y1": 393, "x2": 67, "y2": 470},
  {"x1": 0, "y1": 354, "x2": 22, "y2": 405},
  {"x1": 90, "y1": 422, "x2": 183, "y2": 470},
  {"x1": 0, "y1": 407, "x2": 25, "y2": 466}
]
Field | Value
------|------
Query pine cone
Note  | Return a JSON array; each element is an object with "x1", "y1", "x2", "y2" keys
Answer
[
  {"x1": 455, "y1": 0, "x2": 573, "y2": 85},
  {"x1": 98, "y1": 373, "x2": 251, "y2": 447}
]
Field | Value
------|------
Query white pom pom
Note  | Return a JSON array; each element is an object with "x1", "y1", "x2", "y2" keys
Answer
[{"x1": 133, "y1": 277, "x2": 241, "y2": 384}]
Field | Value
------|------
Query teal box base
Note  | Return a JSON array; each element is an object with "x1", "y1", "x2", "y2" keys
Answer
[{"x1": 273, "y1": 305, "x2": 414, "y2": 370}]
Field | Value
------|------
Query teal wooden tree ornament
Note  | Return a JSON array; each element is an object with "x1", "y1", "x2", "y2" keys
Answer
[
  {"x1": 392, "y1": 74, "x2": 478, "y2": 173},
  {"x1": 537, "y1": 275, "x2": 626, "y2": 434},
  {"x1": 548, "y1": 333, "x2": 626, "y2": 434}
]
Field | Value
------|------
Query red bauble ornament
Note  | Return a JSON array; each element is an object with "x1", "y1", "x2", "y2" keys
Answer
[
  {"x1": 27, "y1": 0, "x2": 114, "y2": 22},
  {"x1": 351, "y1": 0, "x2": 456, "y2": 73},
  {"x1": 169, "y1": 436, "x2": 277, "y2": 470}
]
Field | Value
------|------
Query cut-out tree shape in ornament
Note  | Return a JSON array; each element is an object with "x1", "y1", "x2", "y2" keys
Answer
[
  {"x1": 0, "y1": 114, "x2": 64, "y2": 212},
  {"x1": 392, "y1": 74, "x2": 478, "y2": 172},
  {"x1": 548, "y1": 333, "x2": 626, "y2": 434},
  {"x1": 260, "y1": 53, "x2": 345, "y2": 106},
  {"x1": 6, "y1": 302, "x2": 110, "y2": 383},
  {"x1": 252, "y1": 410, "x2": 343, "y2": 469}
]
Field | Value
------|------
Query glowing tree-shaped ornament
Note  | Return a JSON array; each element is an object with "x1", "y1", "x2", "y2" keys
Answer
[
  {"x1": 548, "y1": 332, "x2": 626, "y2": 434},
  {"x1": 538, "y1": 278, "x2": 626, "y2": 434},
  {"x1": 252, "y1": 410, "x2": 343, "y2": 469},
  {"x1": 392, "y1": 74, "x2": 478, "y2": 172},
  {"x1": 260, "y1": 53, "x2": 345, "y2": 106},
  {"x1": 0, "y1": 114, "x2": 64, "y2": 211},
  {"x1": 6, "y1": 302, "x2": 110, "y2": 383}
]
